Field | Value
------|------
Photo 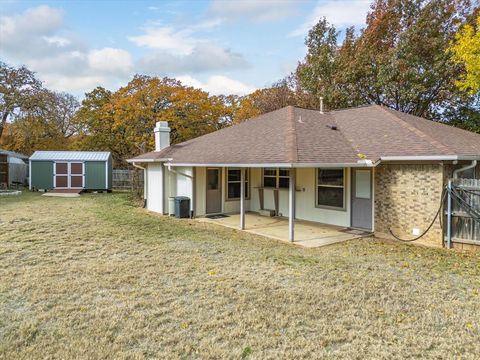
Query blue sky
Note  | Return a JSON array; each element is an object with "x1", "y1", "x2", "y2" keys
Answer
[{"x1": 0, "y1": 0, "x2": 372, "y2": 97}]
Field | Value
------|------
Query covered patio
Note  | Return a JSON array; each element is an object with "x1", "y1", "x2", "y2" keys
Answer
[{"x1": 198, "y1": 213, "x2": 371, "y2": 248}]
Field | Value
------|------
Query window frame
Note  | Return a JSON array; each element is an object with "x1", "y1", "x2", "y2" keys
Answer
[
  {"x1": 315, "y1": 168, "x2": 346, "y2": 211},
  {"x1": 262, "y1": 168, "x2": 290, "y2": 189},
  {"x1": 225, "y1": 168, "x2": 250, "y2": 201}
]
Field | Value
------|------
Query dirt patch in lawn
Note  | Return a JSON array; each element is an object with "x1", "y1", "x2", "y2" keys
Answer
[{"x1": 1, "y1": 192, "x2": 479, "y2": 359}]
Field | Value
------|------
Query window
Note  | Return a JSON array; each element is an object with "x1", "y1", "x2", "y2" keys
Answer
[
  {"x1": 316, "y1": 168, "x2": 345, "y2": 209},
  {"x1": 263, "y1": 168, "x2": 290, "y2": 189},
  {"x1": 226, "y1": 168, "x2": 249, "y2": 200}
]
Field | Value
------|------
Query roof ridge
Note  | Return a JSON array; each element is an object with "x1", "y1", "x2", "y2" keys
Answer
[
  {"x1": 286, "y1": 106, "x2": 298, "y2": 162},
  {"x1": 376, "y1": 105, "x2": 455, "y2": 155}
]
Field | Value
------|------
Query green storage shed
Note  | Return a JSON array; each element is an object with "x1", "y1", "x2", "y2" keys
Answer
[{"x1": 29, "y1": 151, "x2": 112, "y2": 191}]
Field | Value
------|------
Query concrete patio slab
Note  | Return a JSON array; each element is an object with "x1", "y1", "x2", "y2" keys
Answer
[{"x1": 198, "y1": 213, "x2": 371, "y2": 248}]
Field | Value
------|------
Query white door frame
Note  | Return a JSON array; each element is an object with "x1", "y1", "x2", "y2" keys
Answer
[{"x1": 53, "y1": 161, "x2": 85, "y2": 189}]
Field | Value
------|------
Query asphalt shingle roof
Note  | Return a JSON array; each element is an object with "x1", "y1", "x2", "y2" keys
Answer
[{"x1": 129, "y1": 105, "x2": 480, "y2": 165}]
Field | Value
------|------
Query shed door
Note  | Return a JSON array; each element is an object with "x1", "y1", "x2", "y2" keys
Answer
[
  {"x1": 70, "y1": 162, "x2": 84, "y2": 188},
  {"x1": 54, "y1": 162, "x2": 69, "y2": 188},
  {"x1": 54, "y1": 162, "x2": 84, "y2": 189},
  {"x1": 206, "y1": 168, "x2": 222, "y2": 214},
  {"x1": 351, "y1": 169, "x2": 373, "y2": 230}
]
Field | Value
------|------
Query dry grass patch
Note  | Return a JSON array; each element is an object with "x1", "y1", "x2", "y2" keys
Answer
[{"x1": 1, "y1": 192, "x2": 479, "y2": 359}]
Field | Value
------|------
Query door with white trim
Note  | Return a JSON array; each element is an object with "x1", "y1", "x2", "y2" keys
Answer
[
  {"x1": 54, "y1": 162, "x2": 84, "y2": 189},
  {"x1": 351, "y1": 169, "x2": 373, "y2": 230},
  {"x1": 54, "y1": 162, "x2": 69, "y2": 188},
  {"x1": 206, "y1": 168, "x2": 222, "y2": 214},
  {"x1": 70, "y1": 162, "x2": 84, "y2": 188}
]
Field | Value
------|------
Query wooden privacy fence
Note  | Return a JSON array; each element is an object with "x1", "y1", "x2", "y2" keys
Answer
[
  {"x1": 112, "y1": 169, "x2": 144, "y2": 194},
  {"x1": 448, "y1": 178, "x2": 480, "y2": 245},
  {"x1": 0, "y1": 154, "x2": 7, "y2": 187}
]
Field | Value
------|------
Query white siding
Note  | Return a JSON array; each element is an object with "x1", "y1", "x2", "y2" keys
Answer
[
  {"x1": 249, "y1": 167, "x2": 351, "y2": 227},
  {"x1": 165, "y1": 166, "x2": 352, "y2": 227},
  {"x1": 222, "y1": 168, "x2": 251, "y2": 214},
  {"x1": 249, "y1": 168, "x2": 262, "y2": 211},
  {"x1": 294, "y1": 168, "x2": 351, "y2": 227},
  {"x1": 175, "y1": 166, "x2": 194, "y2": 211},
  {"x1": 195, "y1": 167, "x2": 206, "y2": 216},
  {"x1": 146, "y1": 163, "x2": 164, "y2": 214}
]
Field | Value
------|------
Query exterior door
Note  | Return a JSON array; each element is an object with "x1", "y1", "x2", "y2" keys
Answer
[
  {"x1": 351, "y1": 169, "x2": 373, "y2": 230},
  {"x1": 54, "y1": 162, "x2": 84, "y2": 189},
  {"x1": 70, "y1": 162, "x2": 84, "y2": 188},
  {"x1": 54, "y1": 162, "x2": 69, "y2": 188},
  {"x1": 206, "y1": 168, "x2": 222, "y2": 214}
]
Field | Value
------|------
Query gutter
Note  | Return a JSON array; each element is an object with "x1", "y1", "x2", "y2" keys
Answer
[
  {"x1": 126, "y1": 158, "x2": 172, "y2": 163},
  {"x1": 165, "y1": 161, "x2": 379, "y2": 168},
  {"x1": 381, "y1": 155, "x2": 480, "y2": 161}
]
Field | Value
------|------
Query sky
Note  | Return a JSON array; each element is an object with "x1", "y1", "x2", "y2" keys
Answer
[{"x1": 0, "y1": 0, "x2": 372, "y2": 98}]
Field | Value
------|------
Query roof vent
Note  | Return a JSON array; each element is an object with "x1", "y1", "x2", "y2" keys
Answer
[{"x1": 326, "y1": 124, "x2": 337, "y2": 131}]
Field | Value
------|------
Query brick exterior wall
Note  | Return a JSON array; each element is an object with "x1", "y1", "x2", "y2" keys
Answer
[{"x1": 374, "y1": 163, "x2": 445, "y2": 247}]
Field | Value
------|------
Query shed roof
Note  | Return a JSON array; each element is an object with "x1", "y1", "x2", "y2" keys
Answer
[
  {"x1": 128, "y1": 105, "x2": 480, "y2": 166},
  {"x1": 30, "y1": 151, "x2": 111, "y2": 161},
  {"x1": 0, "y1": 149, "x2": 29, "y2": 160}
]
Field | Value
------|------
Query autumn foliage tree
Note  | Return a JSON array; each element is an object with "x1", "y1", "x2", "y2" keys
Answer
[
  {"x1": 295, "y1": 0, "x2": 477, "y2": 121},
  {"x1": 449, "y1": 14, "x2": 480, "y2": 95},
  {"x1": 74, "y1": 76, "x2": 233, "y2": 166},
  {"x1": 2, "y1": 90, "x2": 80, "y2": 154}
]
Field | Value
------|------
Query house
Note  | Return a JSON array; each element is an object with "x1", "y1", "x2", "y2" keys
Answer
[
  {"x1": 127, "y1": 105, "x2": 480, "y2": 248},
  {"x1": 29, "y1": 151, "x2": 112, "y2": 192},
  {"x1": 0, "y1": 149, "x2": 29, "y2": 188}
]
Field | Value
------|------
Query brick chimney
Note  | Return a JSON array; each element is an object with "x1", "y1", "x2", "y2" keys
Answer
[{"x1": 154, "y1": 121, "x2": 170, "y2": 151}]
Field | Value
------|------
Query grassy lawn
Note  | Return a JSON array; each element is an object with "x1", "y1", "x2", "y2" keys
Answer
[{"x1": 1, "y1": 192, "x2": 479, "y2": 359}]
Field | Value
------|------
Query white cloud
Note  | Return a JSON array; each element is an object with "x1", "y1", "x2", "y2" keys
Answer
[
  {"x1": 139, "y1": 42, "x2": 248, "y2": 74},
  {"x1": 0, "y1": 5, "x2": 133, "y2": 95},
  {"x1": 289, "y1": 0, "x2": 371, "y2": 37},
  {"x1": 0, "y1": 5, "x2": 74, "y2": 58},
  {"x1": 130, "y1": 20, "x2": 249, "y2": 74},
  {"x1": 177, "y1": 75, "x2": 256, "y2": 95},
  {"x1": 1, "y1": 5, "x2": 252, "y2": 96},
  {"x1": 43, "y1": 36, "x2": 71, "y2": 47},
  {"x1": 41, "y1": 73, "x2": 109, "y2": 93},
  {"x1": 209, "y1": 0, "x2": 297, "y2": 22},
  {"x1": 128, "y1": 25, "x2": 196, "y2": 55},
  {"x1": 88, "y1": 48, "x2": 133, "y2": 75}
]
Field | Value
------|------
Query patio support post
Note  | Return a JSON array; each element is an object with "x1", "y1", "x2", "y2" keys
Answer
[
  {"x1": 240, "y1": 168, "x2": 245, "y2": 230},
  {"x1": 289, "y1": 168, "x2": 296, "y2": 242}
]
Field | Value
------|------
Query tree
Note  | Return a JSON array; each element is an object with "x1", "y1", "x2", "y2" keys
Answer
[
  {"x1": 0, "y1": 62, "x2": 42, "y2": 138},
  {"x1": 1, "y1": 89, "x2": 80, "y2": 154},
  {"x1": 449, "y1": 15, "x2": 480, "y2": 94},
  {"x1": 295, "y1": 0, "x2": 476, "y2": 120},
  {"x1": 72, "y1": 86, "x2": 115, "y2": 153},
  {"x1": 74, "y1": 76, "x2": 232, "y2": 166}
]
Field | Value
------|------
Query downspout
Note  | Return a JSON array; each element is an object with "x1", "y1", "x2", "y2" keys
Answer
[
  {"x1": 453, "y1": 160, "x2": 477, "y2": 179},
  {"x1": 132, "y1": 162, "x2": 147, "y2": 208}
]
